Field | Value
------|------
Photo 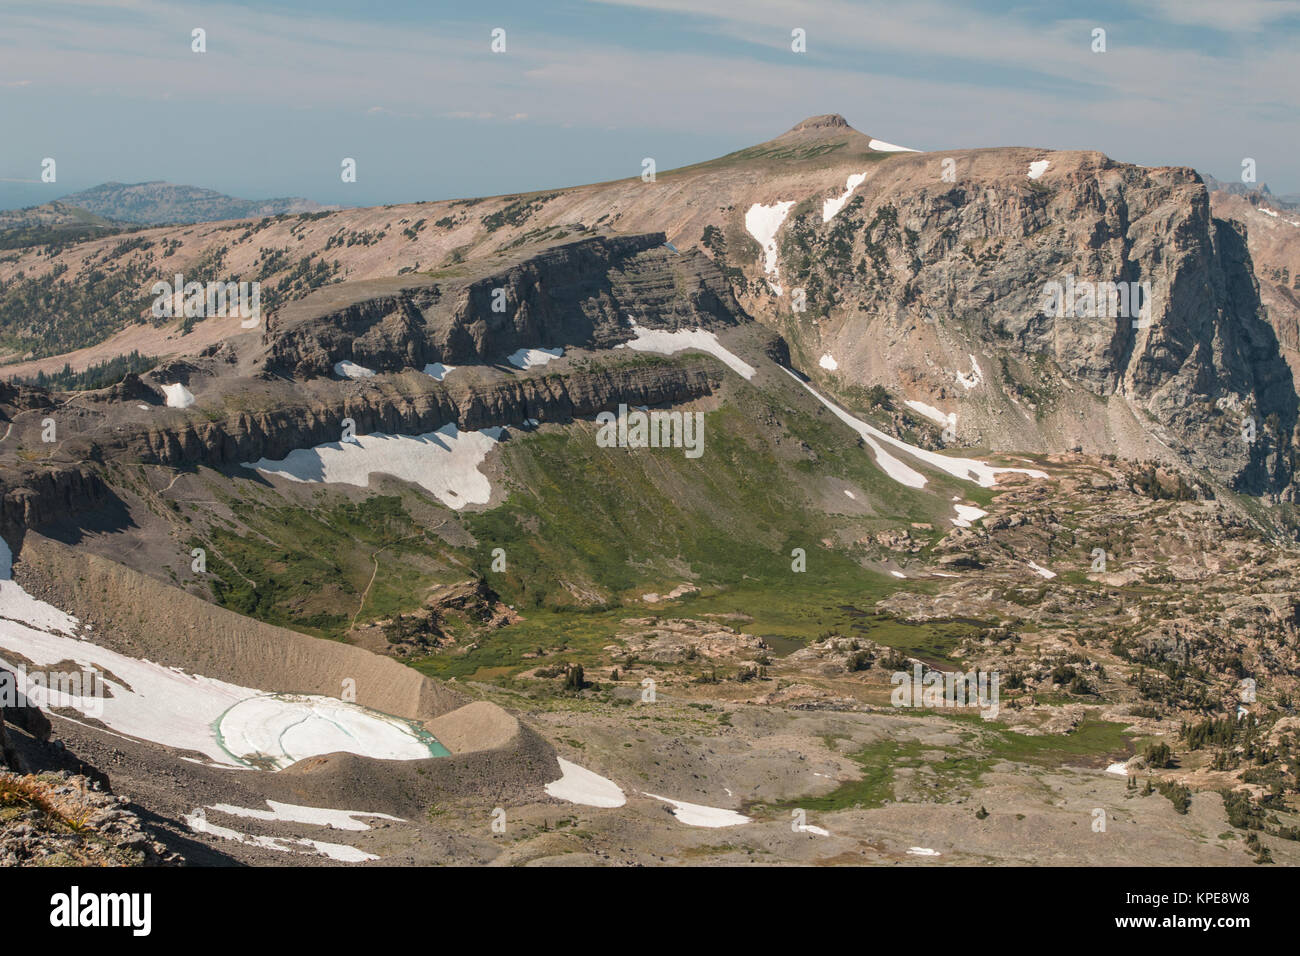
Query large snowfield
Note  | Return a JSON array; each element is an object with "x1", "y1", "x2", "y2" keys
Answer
[
  {"x1": 617, "y1": 319, "x2": 756, "y2": 380},
  {"x1": 0, "y1": 537, "x2": 447, "y2": 771},
  {"x1": 243, "y1": 422, "x2": 503, "y2": 509}
]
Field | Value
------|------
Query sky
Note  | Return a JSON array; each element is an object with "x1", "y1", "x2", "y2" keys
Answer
[{"x1": 1, "y1": 0, "x2": 1297, "y2": 210}]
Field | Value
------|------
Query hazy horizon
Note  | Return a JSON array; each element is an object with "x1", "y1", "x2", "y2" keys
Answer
[{"x1": 2, "y1": 0, "x2": 1298, "y2": 211}]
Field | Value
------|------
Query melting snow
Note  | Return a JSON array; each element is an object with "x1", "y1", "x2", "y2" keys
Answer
[
  {"x1": 1105, "y1": 762, "x2": 1129, "y2": 776},
  {"x1": 545, "y1": 758, "x2": 627, "y2": 808},
  {"x1": 1027, "y1": 560, "x2": 1056, "y2": 579},
  {"x1": 796, "y1": 824, "x2": 831, "y2": 836},
  {"x1": 217, "y1": 694, "x2": 444, "y2": 770},
  {"x1": 907, "y1": 846, "x2": 941, "y2": 857},
  {"x1": 643, "y1": 793, "x2": 750, "y2": 828},
  {"x1": 952, "y1": 505, "x2": 988, "y2": 528},
  {"x1": 1027, "y1": 160, "x2": 1050, "y2": 180},
  {"x1": 243, "y1": 423, "x2": 502, "y2": 510},
  {"x1": 870, "y1": 139, "x2": 920, "y2": 153},
  {"x1": 956, "y1": 354, "x2": 984, "y2": 389},
  {"x1": 781, "y1": 368, "x2": 1047, "y2": 489},
  {"x1": 844, "y1": 489, "x2": 856, "y2": 499},
  {"x1": 1259, "y1": 207, "x2": 1300, "y2": 227},
  {"x1": 0, "y1": 577, "x2": 444, "y2": 770},
  {"x1": 205, "y1": 801, "x2": 404, "y2": 832},
  {"x1": 823, "y1": 172, "x2": 868, "y2": 221},
  {"x1": 161, "y1": 383, "x2": 194, "y2": 408},
  {"x1": 506, "y1": 347, "x2": 563, "y2": 369},
  {"x1": 744, "y1": 200, "x2": 796, "y2": 294},
  {"x1": 333, "y1": 360, "x2": 375, "y2": 379},
  {"x1": 183, "y1": 811, "x2": 379, "y2": 863},
  {"x1": 890, "y1": 570, "x2": 907, "y2": 579},
  {"x1": 819, "y1": 354, "x2": 839, "y2": 371},
  {"x1": 617, "y1": 319, "x2": 755, "y2": 380},
  {"x1": 423, "y1": 362, "x2": 457, "y2": 381},
  {"x1": 905, "y1": 400, "x2": 952, "y2": 427}
]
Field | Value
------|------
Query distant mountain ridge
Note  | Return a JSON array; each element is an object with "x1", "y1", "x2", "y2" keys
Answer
[
  {"x1": 0, "y1": 200, "x2": 131, "y2": 251},
  {"x1": 1202, "y1": 174, "x2": 1300, "y2": 210},
  {"x1": 57, "y1": 181, "x2": 334, "y2": 225}
]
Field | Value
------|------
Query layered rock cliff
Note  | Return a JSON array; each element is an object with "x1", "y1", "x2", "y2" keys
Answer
[
  {"x1": 266, "y1": 234, "x2": 744, "y2": 378},
  {"x1": 753, "y1": 147, "x2": 1297, "y2": 494}
]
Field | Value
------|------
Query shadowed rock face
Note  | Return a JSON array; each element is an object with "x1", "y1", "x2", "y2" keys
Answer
[
  {"x1": 266, "y1": 233, "x2": 746, "y2": 378},
  {"x1": 88, "y1": 362, "x2": 723, "y2": 470},
  {"x1": 770, "y1": 149, "x2": 1298, "y2": 493},
  {"x1": 0, "y1": 465, "x2": 113, "y2": 545},
  {"x1": 0, "y1": 229, "x2": 751, "y2": 537}
]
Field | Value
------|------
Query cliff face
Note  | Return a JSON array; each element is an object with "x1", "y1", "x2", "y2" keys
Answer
[
  {"x1": 0, "y1": 228, "x2": 752, "y2": 540},
  {"x1": 0, "y1": 465, "x2": 112, "y2": 544},
  {"x1": 760, "y1": 150, "x2": 1297, "y2": 492},
  {"x1": 267, "y1": 234, "x2": 744, "y2": 378},
  {"x1": 97, "y1": 363, "x2": 723, "y2": 470},
  {"x1": 1209, "y1": 188, "x2": 1300, "y2": 394}
]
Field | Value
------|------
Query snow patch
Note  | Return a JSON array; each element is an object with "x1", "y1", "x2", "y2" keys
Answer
[
  {"x1": 333, "y1": 360, "x2": 375, "y2": 379},
  {"x1": 744, "y1": 200, "x2": 796, "y2": 294},
  {"x1": 243, "y1": 423, "x2": 501, "y2": 510},
  {"x1": 617, "y1": 319, "x2": 755, "y2": 379},
  {"x1": 956, "y1": 354, "x2": 984, "y2": 389},
  {"x1": 545, "y1": 758, "x2": 626, "y2": 808},
  {"x1": 506, "y1": 346, "x2": 563, "y2": 369},
  {"x1": 822, "y1": 172, "x2": 868, "y2": 221},
  {"x1": 1027, "y1": 560, "x2": 1056, "y2": 579},
  {"x1": 951, "y1": 505, "x2": 987, "y2": 528},
  {"x1": 890, "y1": 570, "x2": 907, "y2": 579},
  {"x1": 782, "y1": 368, "x2": 1047, "y2": 489},
  {"x1": 206, "y1": 801, "x2": 404, "y2": 832},
  {"x1": 907, "y1": 846, "x2": 941, "y2": 857},
  {"x1": 183, "y1": 811, "x2": 378, "y2": 863},
  {"x1": 1027, "y1": 160, "x2": 1050, "y2": 180},
  {"x1": 643, "y1": 793, "x2": 750, "y2": 828},
  {"x1": 1259, "y1": 207, "x2": 1300, "y2": 227},
  {"x1": 869, "y1": 139, "x2": 920, "y2": 153},
  {"x1": 1105, "y1": 762, "x2": 1129, "y2": 776},
  {"x1": 0, "y1": 537, "x2": 79, "y2": 636},
  {"x1": 423, "y1": 362, "x2": 456, "y2": 381},
  {"x1": 819, "y1": 353, "x2": 839, "y2": 371},
  {"x1": 161, "y1": 383, "x2": 194, "y2": 408},
  {"x1": 905, "y1": 399, "x2": 952, "y2": 427}
]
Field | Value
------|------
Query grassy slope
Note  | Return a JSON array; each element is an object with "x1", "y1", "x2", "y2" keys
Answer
[{"x1": 191, "y1": 364, "x2": 1001, "y2": 675}]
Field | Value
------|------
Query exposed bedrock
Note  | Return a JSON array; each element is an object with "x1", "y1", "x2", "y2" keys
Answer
[
  {"x1": 775, "y1": 153, "x2": 1298, "y2": 492},
  {"x1": 89, "y1": 362, "x2": 723, "y2": 470},
  {"x1": 266, "y1": 233, "x2": 747, "y2": 378},
  {"x1": 0, "y1": 464, "x2": 113, "y2": 545}
]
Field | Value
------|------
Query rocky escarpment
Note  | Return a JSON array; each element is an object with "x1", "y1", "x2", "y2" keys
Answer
[
  {"x1": 0, "y1": 464, "x2": 113, "y2": 545},
  {"x1": 1209, "y1": 186, "x2": 1300, "y2": 390},
  {"x1": 64, "y1": 361, "x2": 724, "y2": 472},
  {"x1": 266, "y1": 233, "x2": 746, "y2": 378},
  {"x1": 750, "y1": 147, "x2": 1298, "y2": 494}
]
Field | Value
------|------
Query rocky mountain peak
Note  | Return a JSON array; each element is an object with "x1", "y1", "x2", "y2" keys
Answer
[{"x1": 788, "y1": 113, "x2": 852, "y2": 132}]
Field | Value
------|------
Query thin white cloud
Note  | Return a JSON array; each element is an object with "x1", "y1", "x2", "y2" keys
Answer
[
  {"x1": 0, "y1": 0, "x2": 1295, "y2": 189},
  {"x1": 1137, "y1": 0, "x2": 1300, "y2": 31}
]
